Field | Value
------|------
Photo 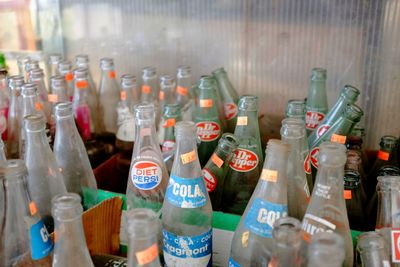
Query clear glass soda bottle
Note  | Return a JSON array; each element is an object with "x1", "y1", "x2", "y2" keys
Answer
[
  {"x1": 47, "y1": 53, "x2": 62, "y2": 79},
  {"x1": 286, "y1": 99, "x2": 306, "y2": 121},
  {"x1": 57, "y1": 60, "x2": 74, "y2": 101},
  {"x1": 356, "y1": 231, "x2": 391, "y2": 267},
  {"x1": 28, "y1": 68, "x2": 52, "y2": 123},
  {"x1": 0, "y1": 159, "x2": 53, "y2": 267},
  {"x1": 49, "y1": 75, "x2": 69, "y2": 137},
  {"x1": 161, "y1": 121, "x2": 212, "y2": 267},
  {"x1": 158, "y1": 75, "x2": 176, "y2": 144},
  {"x1": 54, "y1": 102, "x2": 98, "y2": 209},
  {"x1": 307, "y1": 232, "x2": 345, "y2": 267},
  {"x1": 126, "y1": 103, "x2": 169, "y2": 212},
  {"x1": 25, "y1": 60, "x2": 40, "y2": 81},
  {"x1": 222, "y1": 95, "x2": 263, "y2": 215},
  {"x1": 52, "y1": 193, "x2": 94, "y2": 267},
  {"x1": 17, "y1": 56, "x2": 30, "y2": 79},
  {"x1": 24, "y1": 114, "x2": 67, "y2": 232},
  {"x1": 75, "y1": 54, "x2": 97, "y2": 93},
  {"x1": 175, "y1": 65, "x2": 194, "y2": 121},
  {"x1": 301, "y1": 142, "x2": 353, "y2": 267},
  {"x1": 280, "y1": 118, "x2": 311, "y2": 220},
  {"x1": 161, "y1": 104, "x2": 182, "y2": 154},
  {"x1": 141, "y1": 66, "x2": 158, "y2": 104}
]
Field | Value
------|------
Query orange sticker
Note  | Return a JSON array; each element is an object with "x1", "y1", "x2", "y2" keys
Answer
[
  {"x1": 76, "y1": 80, "x2": 88, "y2": 89},
  {"x1": 344, "y1": 190, "x2": 352, "y2": 200},
  {"x1": 159, "y1": 91, "x2": 165, "y2": 100},
  {"x1": 48, "y1": 94, "x2": 58, "y2": 103},
  {"x1": 29, "y1": 202, "x2": 38, "y2": 216},
  {"x1": 260, "y1": 169, "x2": 278, "y2": 182},
  {"x1": 65, "y1": 72, "x2": 73, "y2": 81},
  {"x1": 211, "y1": 153, "x2": 224, "y2": 168},
  {"x1": 136, "y1": 243, "x2": 159, "y2": 265},
  {"x1": 303, "y1": 232, "x2": 311, "y2": 243},
  {"x1": 163, "y1": 118, "x2": 176, "y2": 128},
  {"x1": 35, "y1": 102, "x2": 43, "y2": 111},
  {"x1": 330, "y1": 134, "x2": 347, "y2": 144},
  {"x1": 142, "y1": 85, "x2": 151, "y2": 94},
  {"x1": 181, "y1": 150, "x2": 196, "y2": 164},
  {"x1": 108, "y1": 71, "x2": 116, "y2": 79},
  {"x1": 200, "y1": 99, "x2": 213, "y2": 108},
  {"x1": 378, "y1": 150, "x2": 390, "y2": 161},
  {"x1": 177, "y1": 86, "x2": 188, "y2": 96},
  {"x1": 236, "y1": 116, "x2": 248, "y2": 126},
  {"x1": 120, "y1": 91, "x2": 127, "y2": 101}
]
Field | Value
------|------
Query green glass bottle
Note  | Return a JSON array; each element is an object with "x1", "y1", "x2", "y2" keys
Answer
[
  {"x1": 286, "y1": 99, "x2": 307, "y2": 121},
  {"x1": 305, "y1": 68, "x2": 328, "y2": 135},
  {"x1": 161, "y1": 104, "x2": 182, "y2": 153},
  {"x1": 202, "y1": 133, "x2": 238, "y2": 211},
  {"x1": 194, "y1": 76, "x2": 223, "y2": 167}
]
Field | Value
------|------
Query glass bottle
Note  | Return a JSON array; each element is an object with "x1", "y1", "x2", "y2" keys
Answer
[
  {"x1": 0, "y1": 159, "x2": 53, "y2": 267},
  {"x1": 307, "y1": 232, "x2": 345, "y2": 267},
  {"x1": 280, "y1": 118, "x2": 311, "y2": 220},
  {"x1": 0, "y1": 68, "x2": 9, "y2": 141},
  {"x1": 126, "y1": 208, "x2": 162, "y2": 267},
  {"x1": 212, "y1": 67, "x2": 240, "y2": 133},
  {"x1": 54, "y1": 102, "x2": 98, "y2": 209},
  {"x1": 141, "y1": 66, "x2": 158, "y2": 104},
  {"x1": 25, "y1": 60, "x2": 40, "y2": 81},
  {"x1": 286, "y1": 99, "x2": 306, "y2": 121},
  {"x1": 305, "y1": 68, "x2": 328, "y2": 135},
  {"x1": 356, "y1": 231, "x2": 391, "y2": 267},
  {"x1": 57, "y1": 60, "x2": 74, "y2": 100},
  {"x1": 222, "y1": 95, "x2": 264, "y2": 215},
  {"x1": 308, "y1": 85, "x2": 360, "y2": 145},
  {"x1": 17, "y1": 56, "x2": 30, "y2": 79},
  {"x1": 0, "y1": 139, "x2": 6, "y2": 162},
  {"x1": 47, "y1": 53, "x2": 62, "y2": 79},
  {"x1": 158, "y1": 75, "x2": 176, "y2": 144},
  {"x1": 175, "y1": 65, "x2": 194, "y2": 121},
  {"x1": 161, "y1": 121, "x2": 212, "y2": 267},
  {"x1": 75, "y1": 54, "x2": 97, "y2": 94},
  {"x1": 24, "y1": 114, "x2": 67, "y2": 232},
  {"x1": 91, "y1": 254, "x2": 127, "y2": 267},
  {"x1": 349, "y1": 124, "x2": 369, "y2": 172},
  {"x1": 126, "y1": 103, "x2": 169, "y2": 212},
  {"x1": 120, "y1": 73, "x2": 139, "y2": 109},
  {"x1": 195, "y1": 76, "x2": 223, "y2": 167},
  {"x1": 49, "y1": 75, "x2": 69, "y2": 138},
  {"x1": 302, "y1": 142, "x2": 353, "y2": 267},
  {"x1": 161, "y1": 104, "x2": 182, "y2": 173},
  {"x1": 29, "y1": 68, "x2": 51, "y2": 122},
  {"x1": 52, "y1": 193, "x2": 94, "y2": 267}
]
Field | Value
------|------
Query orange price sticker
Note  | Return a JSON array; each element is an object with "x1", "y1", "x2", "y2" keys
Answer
[
  {"x1": 35, "y1": 102, "x2": 43, "y2": 111},
  {"x1": 200, "y1": 99, "x2": 213, "y2": 108},
  {"x1": 163, "y1": 118, "x2": 176, "y2": 128},
  {"x1": 159, "y1": 91, "x2": 165, "y2": 100},
  {"x1": 120, "y1": 91, "x2": 127, "y2": 101},
  {"x1": 108, "y1": 71, "x2": 116, "y2": 79},
  {"x1": 65, "y1": 72, "x2": 74, "y2": 81},
  {"x1": 76, "y1": 80, "x2": 88, "y2": 89},
  {"x1": 378, "y1": 150, "x2": 390, "y2": 161},
  {"x1": 177, "y1": 86, "x2": 188, "y2": 96},
  {"x1": 303, "y1": 232, "x2": 311, "y2": 243},
  {"x1": 236, "y1": 116, "x2": 248, "y2": 126},
  {"x1": 136, "y1": 243, "x2": 159, "y2": 265},
  {"x1": 48, "y1": 94, "x2": 58, "y2": 103},
  {"x1": 29, "y1": 202, "x2": 38, "y2": 216},
  {"x1": 181, "y1": 150, "x2": 196, "y2": 164},
  {"x1": 211, "y1": 153, "x2": 224, "y2": 168},
  {"x1": 330, "y1": 134, "x2": 347, "y2": 144},
  {"x1": 142, "y1": 85, "x2": 151, "y2": 94},
  {"x1": 344, "y1": 190, "x2": 352, "y2": 200},
  {"x1": 260, "y1": 169, "x2": 278, "y2": 182}
]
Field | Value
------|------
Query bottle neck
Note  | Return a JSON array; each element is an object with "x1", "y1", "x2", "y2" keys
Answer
[
  {"x1": 314, "y1": 162, "x2": 345, "y2": 199},
  {"x1": 307, "y1": 80, "x2": 327, "y2": 109},
  {"x1": 127, "y1": 233, "x2": 161, "y2": 267},
  {"x1": 25, "y1": 128, "x2": 49, "y2": 149},
  {"x1": 234, "y1": 109, "x2": 260, "y2": 138},
  {"x1": 172, "y1": 134, "x2": 202, "y2": 178},
  {"x1": 214, "y1": 72, "x2": 237, "y2": 101},
  {"x1": 56, "y1": 114, "x2": 78, "y2": 137},
  {"x1": 196, "y1": 89, "x2": 219, "y2": 118},
  {"x1": 134, "y1": 118, "x2": 159, "y2": 152}
]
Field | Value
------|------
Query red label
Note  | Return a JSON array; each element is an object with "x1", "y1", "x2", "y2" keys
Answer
[
  {"x1": 162, "y1": 140, "x2": 175, "y2": 152},
  {"x1": 75, "y1": 105, "x2": 91, "y2": 141},
  {"x1": 0, "y1": 106, "x2": 8, "y2": 140},
  {"x1": 316, "y1": 124, "x2": 330, "y2": 138},
  {"x1": 202, "y1": 168, "x2": 217, "y2": 192},
  {"x1": 224, "y1": 102, "x2": 238, "y2": 120},
  {"x1": 305, "y1": 111, "x2": 325, "y2": 130},
  {"x1": 230, "y1": 148, "x2": 259, "y2": 172},
  {"x1": 304, "y1": 154, "x2": 312, "y2": 174},
  {"x1": 196, "y1": 121, "x2": 221, "y2": 142},
  {"x1": 310, "y1": 147, "x2": 320, "y2": 169},
  {"x1": 392, "y1": 230, "x2": 400, "y2": 263}
]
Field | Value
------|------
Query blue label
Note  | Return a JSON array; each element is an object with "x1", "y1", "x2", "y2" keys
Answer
[
  {"x1": 163, "y1": 228, "x2": 212, "y2": 266},
  {"x1": 165, "y1": 175, "x2": 208, "y2": 208},
  {"x1": 243, "y1": 198, "x2": 288, "y2": 238},
  {"x1": 131, "y1": 161, "x2": 162, "y2": 190},
  {"x1": 30, "y1": 220, "x2": 53, "y2": 260},
  {"x1": 229, "y1": 257, "x2": 242, "y2": 267}
]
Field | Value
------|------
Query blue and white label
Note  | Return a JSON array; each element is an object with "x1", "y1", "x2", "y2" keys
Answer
[
  {"x1": 131, "y1": 161, "x2": 162, "y2": 190},
  {"x1": 30, "y1": 220, "x2": 53, "y2": 260},
  {"x1": 163, "y1": 228, "x2": 212, "y2": 267},
  {"x1": 165, "y1": 175, "x2": 208, "y2": 208},
  {"x1": 229, "y1": 257, "x2": 242, "y2": 267},
  {"x1": 243, "y1": 198, "x2": 288, "y2": 238}
]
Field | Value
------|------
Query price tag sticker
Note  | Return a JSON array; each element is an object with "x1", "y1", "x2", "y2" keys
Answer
[
  {"x1": 29, "y1": 202, "x2": 38, "y2": 216},
  {"x1": 142, "y1": 85, "x2": 151, "y2": 94},
  {"x1": 177, "y1": 86, "x2": 188, "y2": 96},
  {"x1": 108, "y1": 71, "x2": 116, "y2": 79},
  {"x1": 260, "y1": 169, "x2": 278, "y2": 182},
  {"x1": 159, "y1": 91, "x2": 165, "y2": 100},
  {"x1": 65, "y1": 72, "x2": 73, "y2": 81},
  {"x1": 181, "y1": 150, "x2": 196, "y2": 164},
  {"x1": 163, "y1": 118, "x2": 176, "y2": 128},
  {"x1": 120, "y1": 91, "x2": 127, "y2": 101},
  {"x1": 241, "y1": 231, "x2": 249, "y2": 248},
  {"x1": 330, "y1": 134, "x2": 347, "y2": 144},
  {"x1": 200, "y1": 99, "x2": 213, "y2": 108},
  {"x1": 378, "y1": 150, "x2": 390, "y2": 161},
  {"x1": 136, "y1": 243, "x2": 159, "y2": 265},
  {"x1": 35, "y1": 102, "x2": 43, "y2": 111},
  {"x1": 344, "y1": 190, "x2": 352, "y2": 199},
  {"x1": 211, "y1": 153, "x2": 224, "y2": 168},
  {"x1": 76, "y1": 80, "x2": 88, "y2": 89},
  {"x1": 48, "y1": 94, "x2": 58, "y2": 103},
  {"x1": 236, "y1": 116, "x2": 248, "y2": 126}
]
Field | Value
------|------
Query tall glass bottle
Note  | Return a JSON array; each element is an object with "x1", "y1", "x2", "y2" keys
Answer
[
  {"x1": 158, "y1": 75, "x2": 176, "y2": 144},
  {"x1": 305, "y1": 68, "x2": 328, "y2": 135},
  {"x1": 229, "y1": 139, "x2": 290, "y2": 266},
  {"x1": 49, "y1": 75, "x2": 69, "y2": 137},
  {"x1": 57, "y1": 60, "x2": 74, "y2": 100},
  {"x1": 52, "y1": 193, "x2": 94, "y2": 267},
  {"x1": 212, "y1": 67, "x2": 239, "y2": 133},
  {"x1": 29, "y1": 68, "x2": 51, "y2": 122},
  {"x1": 24, "y1": 114, "x2": 67, "y2": 232},
  {"x1": 0, "y1": 160, "x2": 53, "y2": 267},
  {"x1": 141, "y1": 66, "x2": 158, "y2": 104},
  {"x1": 202, "y1": 133, "x2": 238, "y2": 211},
  {"x1": 126, "y1": 103, "x2": 169, "y2": 212},
  {"x1": 280, "y1": 118, "x2": 311, "y2": 220},
  {"x1": 161, "y1": 104, "x2": 182, "y2": 153},
  {"x1": 307, "y1": 232, "x2": 345, "y2": 267},
  {"x1": 54, "y1": 102, "x2": 98, "y2": 209},
  {"x1": 47, "y1": 53, "x2": 62, "y2": 79},
  {"x1": 222, "y1": 95, "x2": 263, "y2": 215},
  {"x1": 175, "y1": 65, "x2": 193, "y2": 121},
  {"x1": 75, "y1": 54, "x2": 97, "y2": 94},
  {"x1": 286, "y1": 99, "x2": 306, "y2": 121},
  {"x1": 195, "y1": 76, "x2": 222, "y2": 166},
  {"x1": 161, "y1": 121, "x2": 212, "y2": 267},
  {"x1": 126, "y1": 208, "x2": 162, "y2": 267},
  {"x1": 301, "y1": 142, "x2": 353, "y2": 267},
  {"x1": 7, "y1": 75, "x2": 24, "y2": 158},
  {"x1": 25, "y1": 60, "x2": 40, "y2": 81},
  {"x1": 356, "y1": 232, "x2": 391, "y2": 267}
]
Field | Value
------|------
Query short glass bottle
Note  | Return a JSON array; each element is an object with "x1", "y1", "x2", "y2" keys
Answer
[
  {"x1": 307, "y1": 232, "x2": 345, "y2": 267},
  {"x1": 356, "y1": 231, "x2": 391, "y2": 267},
  {"x1": 286, "y1": 99, "x2": 307, "y2": 121}
]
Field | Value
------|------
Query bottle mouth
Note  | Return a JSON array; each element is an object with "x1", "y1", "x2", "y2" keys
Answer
[
  {"x1": 357, "y1": 232, "x2": 386, "y2": 252},
  {"x1": 286, "y1": 99, "x2": 306, "y2": 116},
  {"x1": 341, "y1": 85, "x2": 360, "y2": 100},
  {"x1": 52, "y1": 193, "x2": 83, "y2": 221},
  {"x1": 377, "y1": 176, "x2": 400, "y2": 191},
  {"x1": 24, "y1": 114, "x2": 46, "y2": 132},
  {"x1": 100, "y1": 57, "x2": 114, "y2": 70},
  {"x1": 280, "y1": 118, "x2": 306, "y2": 139},
  {"x1": 175, "y1": 121, "x2": 196, "y2": 137},
  {"x1": 21, "y1": 83, "x2": 38, "y2": 97},
  {"x1": 265, "y1": 139, "x2": 290, "y2": 154},
  {"x1": 310, "y1": 67, "x2": 327, "y2": 81},
  {"x1": 272, "y1": 217, "x2": 302, "y2": 246},
  {"x1": 26, "y1": 60, "x2": 39, "y2": 71},
  {"x1": 51, "y1": 75, "x2": 66, "y2": 88},
  {"x1": 58, "y1": 60, "x2": 72, "y2": 72},
  {"x1": 55, "y1": 102, "x2": 73, "y2": 118},
  {"x1": 0, "y1": 159, "x2": 27, "y2": 178},
  {"x1": 142, "y1": 66, "x2": 157, "y2": 78},
  {"x1": 219, "y1": 133, "x2": 239, "y2": 150},
  {"x1": 134, "y1": 103, "x2": 155, "y2": 121},
  {"x1": 121, "y1": 74, "x2": 137, "y2": 87},
  {"x1": 8, "y1": 75, "x2": 25, "y2": 89},
  {"x1": 238, "y1": 95, "x2": 258, "y2": 111},
  {"x1": 17, "y1": 56, "x2": 31, "y2": 66},
  {"x1": 126, "y1": 208, "x2": 158, "y2": 237},
  {"x1": 198, "y1": 75, "x2": 216, "y2": 89},
  {"x1": 344, "y1": 103, "x2": 363, "y2": 122},
  {"x1": 177, "y1": 65, "x2": 191, "y2": 78},
  {"x1": 318, "y1": 141, "x2": 347, "y2": 166}
]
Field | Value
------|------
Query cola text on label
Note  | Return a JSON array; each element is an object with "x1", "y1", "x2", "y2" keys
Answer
[
  {"x1": 230, "y1": 148, "x2": 258, "y2": 172},
  {"x1": 165, "y1": 175, "x2": 208, "y2": 208}
]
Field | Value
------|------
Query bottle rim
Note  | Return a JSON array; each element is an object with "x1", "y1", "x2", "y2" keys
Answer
[
  {"x1": 377, "y1": 176, "x2": 400, "y2": 191},
  {"x1": 0, "y1": 159, "x2": 28, "y2": 178},
  {"x1": 177, "y1": 65, "x2": 191, "y2": 77},
  {"x1": 356, "y1": 231, "x2": 386, "y2": 252},
  {"x1": 21, "y1": 83, "x2": 37, "y2": 96},
  {"x1": 8, "y1": 75, "x2": 24, "y2": 88},
  {"x1": 142, "y1": 66, "x2": 157, "y2": 78},
  {"x1": 48, "y1": 53, "x2": 62, "y2": 63},
  {"x1": 175, "y1": 121, "x2": 196, "y2": 137},
  {"x1": 24, "y1": 114, "x2": 46, "y2": 132},
  {"x1": 280, "y1": 118, "x2": 306, "y2": 139},
  {"x1": 310, "y1": 67, "x2": 327, "y2": 81},
  {"x1": 272, "y1": 217, "x2": 302, "y2": 246},
  {"x1": 52, "y1": 193, "x2": 83, "y2": 221},
  {"x1": 341, "y1": 85, "x2": 360, "y2": 99},
  {"x1": 55, "y1": 102, "x2": 73, "y2": 118},
  {"x1": 219, "y1": 133, "x2": 239, "y2": 149}
]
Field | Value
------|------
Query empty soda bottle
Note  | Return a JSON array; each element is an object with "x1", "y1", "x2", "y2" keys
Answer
[
  {"x1": 126, "y1": 208, "x2": 162, "y2": 267},
  {"x1": 202, "y1": 133, "x2": 238, "y2": 211},
  {"x1": 25, "y1": 60, "x2": 40, "y2": 81},
  {"x1": 195, "y1": 76, "x2": 222, "y2": 166},
  {"x1": 141, "y1": 66, "x2": 158, "y2": 103},
  {"x1": 49, "y1": 75, "x2": 69, "y2": 137},
  {"x1": 175, "y1": 65, "x2": 194, "y2": 121},
  {"x1": 0, "y1": 160, "x2": 53, "y2": 267},
  {"x1": 7, "y1": 75, "x2": 24, "y2": 158},
  {"x1": 52, "y1": 193, "x2": 94, "y2": 267},
  {"x1": 24, "y1": 114, "x2": 67, "y2": 232},
  {"x1": 212, "y1": 67, "x2": 239, "y2": 133},
  {"x1": 47, "y1": 53, "x2": 62, "y2": 80},
  {"x1": 307, "y1": 232, "x2": 345, "y2": 267},
  {"x1": 356, "y1": 231, "x2": 391, "y2": 267},
  {"x1": 17, "y1": 56, "x2": 30, "y2": 79},
  {"x1": 280, "y1": 118, "x2": 311, "y2": 220},
  {"x1": 286, "y1": 99, "x2": 306, "y2": 121},
  {"x1": 161, "y1": 104, "x2": 182, "y2": 154},
  {"x1": 75, "y1": 54, "x2": 97, "y2": 93},
  {"x1": 222, "y1": 95, "x2": 263, "y2": 215},
  {"x1": 161, "y1": 121, "x2": 212, "y2": 267},
  {"x1": 302, "y1": 142, "x2": 353, "y2": 267},
  {"x1": 126, "y1": 103, "x2": 169, "y2": 212},
  {"x1": 57, "y1": 60, "x2": 74, "y2": 100},
  {"x1": 305, "y1": 68, "x2": 328, "y2": 135},
  {"x1": 229, "y1": 139, "x2": 290, "y2": 266},
  {"x1": 158, "y1": 75, "x2": 176, "y2": 144}
]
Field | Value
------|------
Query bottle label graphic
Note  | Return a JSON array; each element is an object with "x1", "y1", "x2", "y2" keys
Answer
[
  {"x1": 224, "y1": 102, "x2": 238, "y2": 120},
  {"x1": 165, "y1": 175, "x2": 208, "y2": 208},
  {"x1": 305, "y1": 111, "x2": 325, "y2": 130},
  {"x1": 202, "y1": 168, "x2": 217, "y2": 192},
  {"x1": 310, "y1": 147, "x2": 320, "y2": 168},
  {"x1": 162, "y1": 140, "x2": 176, "y2": 152},
  {"x1": 301, "y1": 213, "x2": 336, "y2": 242},
  {"x1": 162, "y1": 228, "x2": 212, "y2": 267},
  {"x1": 230, "y1": 148, "x2": 259, "y2": 172},
  {"x1": 304, "y1": 154, "x2": 312, "y2": 174},
  {"x1": 196, "y1": 121, "x2": 221, "y2": 142},
  {"x1": 316, "y1": 124, "x2": 330, "y2": 138},
  {"x1": 391, "y1": 230, "x2": 400, "y2": 263},
  {"x1": 228, "y1": 257, "x2": 241, "y2": 267},
  {"x1": 243, "y1": 198, "x2": 288, "y2": 238},
  {"x1": 131, "y1": 161, "x2": 162, "y2": 190},
  {"x1": 30, "y1": 220, "x2": 53, "y2": 260},
  {"x1": 75, "y1": 104, "x2": 91, "y2": 140}
]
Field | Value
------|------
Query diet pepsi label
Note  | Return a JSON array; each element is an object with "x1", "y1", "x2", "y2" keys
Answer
[
  {"x1": 224, "y1": 102, "x2": 238, "y2": 120},
  {"x1": 243, "y1": 198, "x2": 288, "y2": 238},
  {"x1": 228, "y1": 257, "x2": 241, "y2": 267},
  {"x1": 305, "y1": 111, "x2": 325, "y2": 130},
  {"x1": 202, "y1": 168, "x2": 217, "y2": 192},
  {"x1": 165, "y1": 175, "x2": 208, "y2": 208},
  {"x1": 196, "y1": 121, "x2": 221, "y2": 142},
  {"x1": 131, "y1": 161, "x2": 162, "y2": 190},
  {"x1": 230, "y1": 148, "x2": 259, "y2": 172},
  {"x1": 163, "y1": 228, "x2": 212, "y2": 267},
  {"x1": 30, "y1": 220, "x2": 53, "y2": 260}
]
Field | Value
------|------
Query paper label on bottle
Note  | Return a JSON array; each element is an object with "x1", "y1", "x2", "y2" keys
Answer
[
  {"x1": 305, "y1": 111, "x2": 325, "y2": 130},
  {"x1": 236, "y1": 116, "x2": 247, "y2": 126},
  {"x1": 29, "y1": 201, "x2": 38, "y2": 216},
  {"x1": 316, "y1": 124, "x2": 330, "y2": 138},
  {"x1": 120, "y1": 91, "x2": 127, "y2": 101},
  {"x1": 304, "y1": 153, "x2": 312, "y2": 174},
  {"x1": 331, "y1": 133, "x2": 347, "y2": 144},
  {"x1": 196, "y1": 121, "x2": 221, "y2": 142},
  {"x1": 162, "y1": 140, "x2": 175, "y2": 152},
  {"x1": 243, "y1": 198, "x2": 288, "y2": 238},
  {"x1": 378, "y1": 150, "x2": 390, "y2": 161},
  {"x1": 344, "y1": 190, "x2": 352, "y2": 199},
  {"x1": 0, "y1": 106, "x2": 8, "y2": 135},
  {"x1": 224, "y1": 102, "x2": 238, "y2": 120},
  {"x1": 200, "y1": 99, "x2": 213, "y2": 108},
  {"x1": 241, "y1": 231, "x2": 249, "y2": 247},
  {"x1": 310, "y1": 147, "x2": 319, "y2": 169},
  {"x1": 108, "y1": 71, "x2": 116, "y2": 79},
  {"x1": 75, "y1": 104, "x2": 92, "y2": 140},
  {"x1": 301, "y1": 213, "x2": 336, "y2": 242},
  {"x1": 76, "y1": 80, "x2": 88, "y2": 89},
  {"x1": 131, "y1": 161, "x2": 162, "y2": 190},
  {"x1": 35, "y1": 101, "x2": 43, "y2": 111},
  {"x1": 48, "y1": 94, "x2": 58, "y2": 103},
  {"x1": 181, "y1": 150, "x2": 196, "y2": 164},
  {"x1": 391, "y1": 230, "x2": 400, "y2": 262},
  {"x1": 65, "y1": 72, "x2": 74, "y2": 81},
  {"x1": 30, "y1": 220, "x2": 53, "y2": 260},
  {"x1": 163, "y1": 228, "x2": 212, "y2": 267},
  {"x1": 211, "y1": 153, "x2": 224, "y2": 168},
  {"x1": 230, "y1": 148, "x2": 259, "y2": 172},
  {"x1": 202, "y1": 168, "x2": 217, "y2": 192},
  {"x1": 177, "y1": 85, "x2": 188, "y2": 96},
  {"x1": 260, "y1": 169, "x2": 278, "y2": 182},
  {"x1": 163, "y1": 118, "x2": 176, "y2": 128},
  {"x1": 229, "y1": 257, "x2": 242, "y2": 267},
  {"x1": 142, "y1": 85, "x2": 151, "y2": 94},
  {"x1": 165, "y1": 175, "x2": 208, "y2": 208},
  {"x1": 136, "y1": 243, "x2": 159, "y2": 265}
]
